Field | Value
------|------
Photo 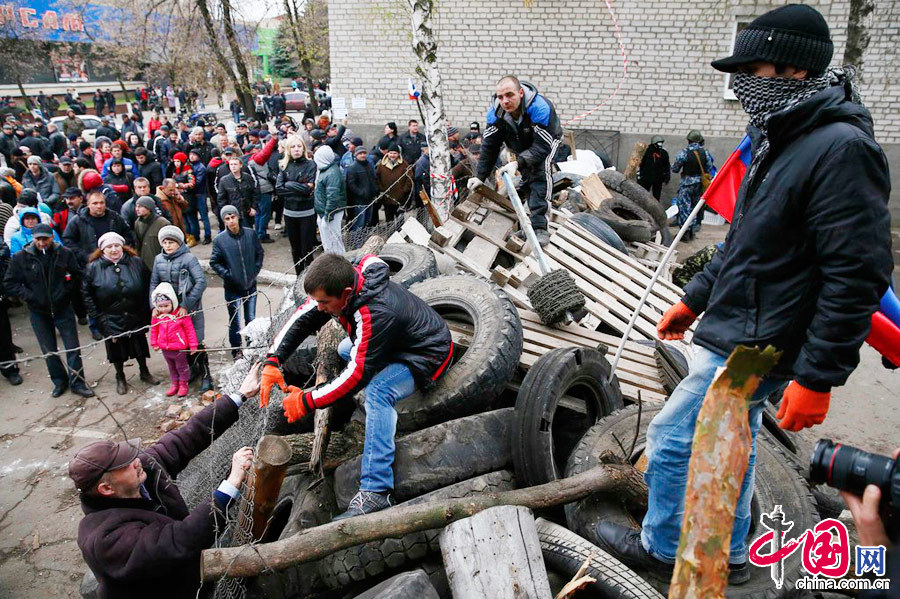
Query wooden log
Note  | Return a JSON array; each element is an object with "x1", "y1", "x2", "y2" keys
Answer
[
  {"x1": 201, "y1": 463, "x2": 645, "y2": 580},
  {"x1": 283, "y1": 421, "x2": 365, "y2": 469},
  {"x1": 237, "y1": 435, "x2": 292, "y2": 541},
  {"x1": 669, "y1": 345, "x2": 781, "y2": 599},
  {"x1": 623, "y1": 141, "x2": 647, "y2": 180},
  {"x1": 578, "y1": 173, "x2": 612, "y2": 211},
  {"x1": 440, "y1": 505, "x2": 552, "y2": 599}
]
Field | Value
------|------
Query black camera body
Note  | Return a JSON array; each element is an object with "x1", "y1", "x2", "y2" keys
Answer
[{"x1": 810, "y1": 439, "x2": 900, "y2": 542}]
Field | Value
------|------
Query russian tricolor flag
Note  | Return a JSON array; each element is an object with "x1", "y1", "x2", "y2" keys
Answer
[
  {"x1": 701, "y1": 134, "x2": 751, "y2": 222},
  {"x1": 408, "y1": 79, "x2": 421, "y2": 101},
  {"x1": 702, "y1": 134, "x2": 899, "y2": 366}
]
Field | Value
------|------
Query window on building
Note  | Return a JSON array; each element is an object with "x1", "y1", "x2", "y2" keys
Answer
[{"x1": 722, "y1": 20, "x2": 751, "y2": 101}]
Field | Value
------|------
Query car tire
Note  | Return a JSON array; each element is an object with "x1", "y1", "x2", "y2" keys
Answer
[
  {"x1": 334, "y1": 409, "x2": 515, "y2": 510},
  {"x1": 396, "y1": 276, "x2": 523, "y2": 431},
  {"x1": 565, "y1": 405, "x2": 820, "y2": 599},
  {"x1": 346, "y1": 243, "x2": 438, "y2": 288},
  {"x1": 569, "y1": 211, "x2": 629, "y2": 253},
  {"x1": 512, "y1": 347, "x2": 624, "y2": 486},
  {"x1": 597, "y1": 169, "x2": 672, "y2": 245},
  {"x1": 590, "y1": 193, "x2": 655, "y2": 243}
]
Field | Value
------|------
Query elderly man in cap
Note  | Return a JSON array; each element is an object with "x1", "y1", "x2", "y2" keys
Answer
[
  {"x1": 4, "y1": 223, "x2": 94, "y2": 397},
  {"x1": 70, "y1": 366, "x2": 261, "y2": 598},
  {"x1": 594, "y1": 4, "x2": 892, "y2": 586}
]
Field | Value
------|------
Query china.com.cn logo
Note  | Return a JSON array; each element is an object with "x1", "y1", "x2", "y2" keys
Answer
[{"x1": 748, "y1": 505, "x2": 889, "y2": 592}]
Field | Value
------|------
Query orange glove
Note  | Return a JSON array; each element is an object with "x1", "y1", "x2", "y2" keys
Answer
[
  {"x1": 282, "y1": 386, "x2": 314, "y2": 423},
  {"x1": 657, "y1": 301, "x2": 697, "y2": 340},
  {"x1": 777, "y1": 381, "x2": 831, "y2": 431},
  {"x1": 259, "y1": 360, "x2": 287, "y2": 408}
]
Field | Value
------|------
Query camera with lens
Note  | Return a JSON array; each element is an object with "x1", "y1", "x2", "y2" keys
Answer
[{"x1": 809, "y1": 439, "x2": 900, "y2": 542}]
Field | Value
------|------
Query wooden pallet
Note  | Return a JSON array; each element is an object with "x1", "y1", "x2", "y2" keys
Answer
[{"x1": 516, "y1": 310, "x2": 668, "y2": 404}]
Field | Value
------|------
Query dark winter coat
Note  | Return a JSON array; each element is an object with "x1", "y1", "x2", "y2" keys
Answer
[
  {"x1": 133, "y1": 214, "x2": 170, "y2": 271},
  {"x1": 209, "y1": 226, "x2": 263, "y2": 293},
  {"x1": 49, "y1": 131, "x2": 68, "y2": 158},
  {"x1": 682, "y1": 83, "x2": 892, "y2": 392},
  {"x1": 275, "y1": 157, "x2": 317, "y2": 214},
  {"x1": 23, "y1": 166, "x2": 61, "y2": 206},
  {"x1": 397, "y1": 131, "x2": 427, "y2": 164},
  {"x1": 217, "y1": 171, "x2": 259, "y2": 219},
  {"x1": 63, "y1": 207, "x2": 135, "y2": 264},
  {"x1": 4, "y1": 241, "x2": 81, "y2": 315},
  {"x1": 637, "y1": 145, "x2": 671, "y2": 186},
  {"x1": 345, "y1": 157, "x2": 377, "y2": 207},
  {"x1": 76, "y1": 396, "x2": 239, "y2": 599},
  {"x1": 137, "y1": 158, "x2": 164, "y2": 192},
  {"x1": 267, "y1": 255, "x2": 453, "y2": 409},
  {"x1": 477, "y1": 81, "x2": 563, "y2": 181},
  {"x1": 83, "y1": 254, "x2": 150, "y2": 335},
  {"x1": 149, "y1": 243, "x2": 206, "y2": 312},
  {"x1": 95, "y1": 125, "x2": 119, "y2": 142}
]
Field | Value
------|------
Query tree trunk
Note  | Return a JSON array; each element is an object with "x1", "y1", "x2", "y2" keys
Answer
[
  {"x1": 668, "y1": 345, "x2": 781, "y2": 599},
  {"x1": 283, "y1": 421, "x2": 365, "y2": 469},
  {"x1": 218, "y1": 0, "x2": 257, "y2": 117},
  {"x1": 440, "y1": 506, "x2": 552, "y2": 599},
  {"x1": 15, "y1": 74, "x2": 32, "y2": 111},
  {"x1": 843, "y1": 0, "x2": 875, "y2": 81},
  {"x1": 201, "y1": 463, "x2": 646, "y2": 580},
  {"x1": 283, "y1": 0, "x2": 320, "y2": 117},
  {"x1": 409, "y1": 0, "x2": 453, "y2": 221},
  {"x1": 194, "y1": 0, "x2": 255, "y2": 118}
]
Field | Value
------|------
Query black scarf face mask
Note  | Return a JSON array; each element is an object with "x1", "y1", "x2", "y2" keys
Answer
[{"x1": 732, "y1": 72, "x2": 831, "y2": 130}]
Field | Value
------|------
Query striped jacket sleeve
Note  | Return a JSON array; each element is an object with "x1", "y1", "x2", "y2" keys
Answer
[
  {"x1": 308, "y1": 303, "x2": 395, "y2": 409},
  {"x1": 267, "y1": 297, "x2": 330, "y2": 364}
]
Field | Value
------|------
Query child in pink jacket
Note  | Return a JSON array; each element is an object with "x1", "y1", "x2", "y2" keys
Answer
[{"x1": 150, "y1": 282, "x2": 198, "y2": 397}]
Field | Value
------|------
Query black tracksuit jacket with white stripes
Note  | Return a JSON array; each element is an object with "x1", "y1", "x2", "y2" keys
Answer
[{"x1": 266, "y1": 256, "x2": 453, "y2": 409}]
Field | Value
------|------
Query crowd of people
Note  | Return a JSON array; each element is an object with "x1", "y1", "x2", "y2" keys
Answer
[{"x1": 0, "y1": 103, "x2": 494, "y2": 402}]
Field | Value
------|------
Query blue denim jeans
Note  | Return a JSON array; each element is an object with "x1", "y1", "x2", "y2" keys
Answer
[
  {"x1": 195, "y1": 193, "x2": 212, "y2": 239},
  {"x1": 348, "y1": 205, "x2": 369, "y2": 232},
  {"x1": 30, "y1": 306, "x2": 85, "y2": 387},
  {"x1": 224, "y1": 288, "x2": 257, "y2": 349},
  {"x1": 641, "y1": 345, "x2": 784, "y2": 564},
  {"x1": 338, "y1": 337, "x2": 416, "y2": 492},
  {"x1": 183, "y1": 194, "x2": 199, "y2": 238},
  {"x1": 255, "y1": 192, "x2": 273, "y2": 240}
]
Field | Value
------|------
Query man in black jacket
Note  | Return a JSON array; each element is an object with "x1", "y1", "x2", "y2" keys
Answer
[
  {"x1": 345, "y1": 146, "x2": 376, "y2": 230},
  {"x1": 133, "y1": 148, "x2": 164, "y2": 192},
  {"x1": 63, "y1": 191, "x2": 135, "y2": 265},
  {"x1": 216, "y1": 155, "x2": 260, "y2": 228},
  {"x1": 259, "y1": 254, "x2": 453, "y2": 519},
  {"x1": 397, "y1": 119, "x2": 427, "y2": 165},
  {"x1": 0, "y1": 244, "x2": 22, "y2": 386},
  {"x1": 69, "y1": 367, "x2": 260, "y2": 599},
  {"x1": 595, "y1": 5, "x2": 893, "y2": 585},
  {"x1": 4, "y1": 224, "x2": 94, "y2": 397},
  {"x1": 95, "y1": 116, "x2": 120, "y2": 142},
  {"x1": 210, "y1": 205, "x2": 264, "y2": 358},
  {"x1": 468, "y1": 76, "x2": 563, "y2": 246}
]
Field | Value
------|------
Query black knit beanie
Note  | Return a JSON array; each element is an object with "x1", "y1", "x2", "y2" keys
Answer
[{"x1": 711, "y1": 4, "x2": 833, "y2": 76}]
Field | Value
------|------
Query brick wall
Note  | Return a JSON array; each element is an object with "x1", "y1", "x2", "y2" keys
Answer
[{"x1": 328, "y1": 0, "x2": 899, "y2": 144}]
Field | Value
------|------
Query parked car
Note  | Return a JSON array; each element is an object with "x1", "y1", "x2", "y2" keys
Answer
[
  {"x1": 50, "y1": 114, "x2": 102, "y2": 143},
  {"x1": 284, "y1": 91, "x2": 309, "y2": 112}
]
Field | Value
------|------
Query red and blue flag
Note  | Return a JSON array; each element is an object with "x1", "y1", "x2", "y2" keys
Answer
[{"x1": 701, "y1": 134, "x2": 751, "y2": 222}]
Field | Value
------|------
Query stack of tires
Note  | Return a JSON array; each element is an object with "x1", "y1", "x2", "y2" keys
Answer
[{"x1": 247, "y1": 251, "x2": 662, "y2": 598}]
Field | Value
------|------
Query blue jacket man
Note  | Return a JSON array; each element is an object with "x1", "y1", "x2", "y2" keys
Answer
[{"x1": 470, "y1": 76, "x2": 563, "y2": 245}]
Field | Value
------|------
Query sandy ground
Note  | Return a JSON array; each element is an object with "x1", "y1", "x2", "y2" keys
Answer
[{"x1": 0, "y1": 220, "x2": 896, "y2": 599}]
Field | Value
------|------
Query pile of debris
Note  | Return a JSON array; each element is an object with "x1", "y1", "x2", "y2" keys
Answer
[{"x1": 97, "y1": 164, "x2": 834, "y2": 599}]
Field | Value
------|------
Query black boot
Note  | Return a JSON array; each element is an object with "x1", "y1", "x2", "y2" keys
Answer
[
  {"x1": 188, "y1": 351, "x2": 200, "y2": 383},
  {"x1": 199, "y1": 348, "x2": 213, "y2": 393},
  {"x1": 114, "y1": 362, "x2": 127, "y2": 395},
  {"x1": 137, "y1": 358, "x2": 160, "y2": 385}
]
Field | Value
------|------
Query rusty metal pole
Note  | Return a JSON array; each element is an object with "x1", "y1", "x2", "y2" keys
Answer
[{"x1": 237, "y1": 435, "x2": 292, "y2": 541}]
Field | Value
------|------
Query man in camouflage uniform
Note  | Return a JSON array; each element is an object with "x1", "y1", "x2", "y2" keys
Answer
[
  {"x1": 671, "y1": 130, "x2": 715, "y2": 240},
  {"x1": 672, "y1": 244, "x2": 719, "y2": 289}
]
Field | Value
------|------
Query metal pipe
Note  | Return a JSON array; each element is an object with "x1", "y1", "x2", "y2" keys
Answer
[
  {"x1": 606, "y1": 198, "x2": 707, "y2": 383},
  {"x1": 502, "y1": 171, "x2": 552, "y2": 276}
]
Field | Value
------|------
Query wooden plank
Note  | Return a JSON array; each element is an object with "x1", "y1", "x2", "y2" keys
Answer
[
  {"x1": 548, "y1": 234, "x2": 673, "y2": 315},
  {"x1": 440, "y1": 506, "x2": 552, "y2": 599},
  {"x1": 452, "y1": 199, "x2": 478, "y2": 221},
  {"x1": 491, "y1": 266, "x2": 511, "y2": 286},
  {"x1": 579, "y1": 173, "x2": 613, "y2": 211},
  {"x1": 473, "y1": 183, "x2": 515, "y2": 212},
  {"x1": 517, "y1": 309, "x2": 658, "y2": 360},
  {"x1": 437, "y1": 244, "x2": 492, "y2": 279},
  {"x1": 462, "y1": 235, "x2": 499, "y2": 269},
  {"x1": 386, "y1": 231, "x2": 407, "y2": 244},
  {"x1": 401, "y1": 217, "x2": 432, "y2": 246}
]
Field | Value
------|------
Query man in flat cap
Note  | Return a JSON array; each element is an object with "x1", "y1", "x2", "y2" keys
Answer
[
  {"x1": 70, "y1": 366, "x2": 262, "y2": 598},
  {"x1": 595, "y1": 3, "x2": 892, "y2": 587}
]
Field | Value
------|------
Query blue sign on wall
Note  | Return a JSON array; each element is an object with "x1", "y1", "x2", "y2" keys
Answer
[{"x1": 0, "y1": 0, "x2": 119, "y2": 44}]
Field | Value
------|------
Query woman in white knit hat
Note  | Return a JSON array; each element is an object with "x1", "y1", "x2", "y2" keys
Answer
[
  {"x1": 82, "y1": 232, "x2": 160, "y2": 395},
  {"x1": 148, "y1": 225, "x2": 212, "y2": 392}
]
